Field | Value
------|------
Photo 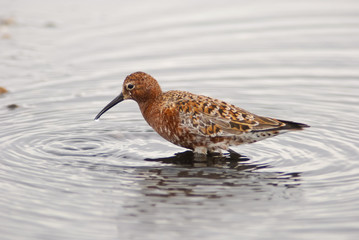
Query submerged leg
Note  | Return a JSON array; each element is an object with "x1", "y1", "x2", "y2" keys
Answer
[
  {"x1": 193, "y1": 147, "x2": 208, "y2": 162},
  {"x1": 193, "y1": 146, "x2": 207, "y2": 155}
]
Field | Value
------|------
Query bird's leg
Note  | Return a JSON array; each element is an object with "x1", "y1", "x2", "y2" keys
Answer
[{"x1": 193, "y1": 146, "x2": 207, "y2": 155}]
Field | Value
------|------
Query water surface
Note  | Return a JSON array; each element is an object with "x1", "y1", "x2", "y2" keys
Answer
[{"x1": 1, "y1": 0, "x2": 359, "y2": 239}]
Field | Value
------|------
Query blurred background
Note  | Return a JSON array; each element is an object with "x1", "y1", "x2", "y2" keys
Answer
[{"x1": 1, "y1": 0, "x2": 359, "y2": 240}]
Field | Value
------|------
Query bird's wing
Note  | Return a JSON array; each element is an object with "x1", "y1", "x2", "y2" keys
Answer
[{"x1": 174, "y1": 93, "x2": 285, "y2": 137}]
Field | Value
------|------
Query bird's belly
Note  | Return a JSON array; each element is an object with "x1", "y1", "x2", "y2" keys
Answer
[{"x1": 153, "y1": 124, "x2": 229, "y2": 151}]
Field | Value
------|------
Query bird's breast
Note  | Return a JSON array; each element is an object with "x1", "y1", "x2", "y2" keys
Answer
[{"x1": 140, "y1": 101, "x2": 182, "y2": 143}]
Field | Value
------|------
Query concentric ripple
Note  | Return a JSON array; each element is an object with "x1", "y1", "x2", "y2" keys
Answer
[{"x1": 1, "y1": 0, "x2": 359, "y2": 239}]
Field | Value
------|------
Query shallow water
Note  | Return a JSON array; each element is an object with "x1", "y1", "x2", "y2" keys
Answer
[{"x1": 1, "y1": 0, "x2": 359, "y2": 239}]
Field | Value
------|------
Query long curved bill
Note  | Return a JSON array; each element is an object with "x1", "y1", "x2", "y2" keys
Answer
[{"x1": 94, "y1": 92, "x2": 124, "y2": 120}]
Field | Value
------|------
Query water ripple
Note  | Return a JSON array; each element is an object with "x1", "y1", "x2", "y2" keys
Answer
[{"x1": 1, "y1": 0, "x2": 359, "y2": 239}]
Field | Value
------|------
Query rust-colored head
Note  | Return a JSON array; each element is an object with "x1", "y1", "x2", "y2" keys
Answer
[
  {"x1": 121, "y1": 72, "x2": 162, "y2": 103},
  {"x1": 94, "y1": 72, "x2": 162, "y2": 120}
]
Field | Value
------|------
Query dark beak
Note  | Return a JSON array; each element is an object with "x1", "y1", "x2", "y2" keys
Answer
[{"x1": 94, "y1": 92, "x2": 124, "y2": 120}]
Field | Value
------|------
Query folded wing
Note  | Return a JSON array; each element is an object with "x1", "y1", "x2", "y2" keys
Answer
[{"x1": 175, "y1": 93, "x2": 305, "y2": 137}]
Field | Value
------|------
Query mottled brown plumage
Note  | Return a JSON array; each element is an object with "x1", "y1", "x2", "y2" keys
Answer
[{"x1": 95, "y1": 72, "x2": 309, "y2": 154}]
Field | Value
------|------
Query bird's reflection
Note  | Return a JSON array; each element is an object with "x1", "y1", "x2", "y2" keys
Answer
[
  {"x1": 140, "y1": 150, "x2": 301, "y2": 199},
  {"x1": 145, "y1": 149, "x2": 264, "y2": 169}
]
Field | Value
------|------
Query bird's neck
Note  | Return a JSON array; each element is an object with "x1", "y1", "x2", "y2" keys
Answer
[{"x1": 138, "y1": 96, "x2": 162, "y2": 128}]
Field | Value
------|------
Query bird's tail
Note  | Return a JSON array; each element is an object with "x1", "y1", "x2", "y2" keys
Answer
[{"x1": 277, "y1": 119, "x2": 310, "y2": 131}]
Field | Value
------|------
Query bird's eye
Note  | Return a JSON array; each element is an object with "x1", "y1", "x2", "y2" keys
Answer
[{"x1": 126, "y1": 84, "x2": 135, "y2": 90}]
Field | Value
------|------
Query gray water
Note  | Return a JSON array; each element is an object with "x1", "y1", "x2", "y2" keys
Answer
[{"x1": 1, "y1": 0, "x2": 359, "y2": 239}]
